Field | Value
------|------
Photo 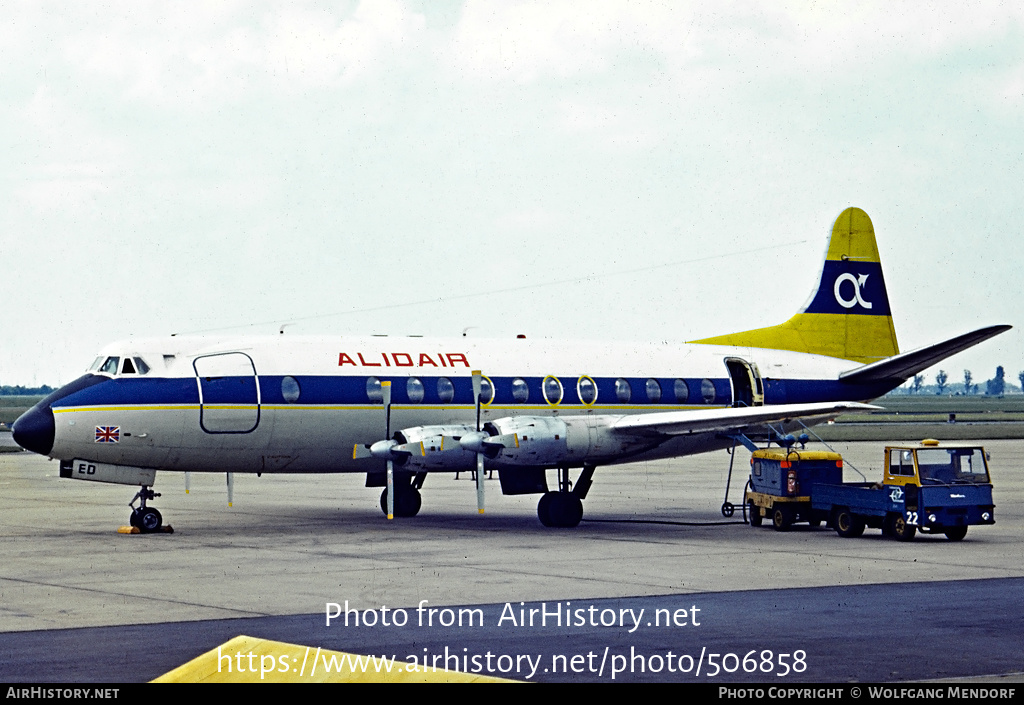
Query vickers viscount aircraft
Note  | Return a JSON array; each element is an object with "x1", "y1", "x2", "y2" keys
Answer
[{"x1": 13, "y1": 208, "x2": 1009, "y2": 530}]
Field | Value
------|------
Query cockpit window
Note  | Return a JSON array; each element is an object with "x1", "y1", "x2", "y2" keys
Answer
[
  {"x1": 133, "y1": 357, "x2": 150, "y2": 374},
  {"x1": 89, "y1": 356, "x2": 104, "y2": 372},
  {"x1": 122, "y1": 358, "x2": 137, "y2": 374},
  {"x1": 99, "y1": 356, "x2": 120, "y2": 375}
]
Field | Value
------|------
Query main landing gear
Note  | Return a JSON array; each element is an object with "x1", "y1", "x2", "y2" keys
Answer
[
  {"x1": 379, "y1": 473, "x2": 425, "y2": 518},
  {"x1": 537, "y1": 464, "x2": 595, "y2": 528},
  {"x1": 129, "y1": 486, "x2": 163, "y2": 533}
]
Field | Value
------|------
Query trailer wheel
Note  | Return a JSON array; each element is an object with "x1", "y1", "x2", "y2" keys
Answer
[
  {"x1": 748, "y1": 501, "x2": 762, "y2": 527},
  {"x1": 892, "y1": 515, "x2": 916, "y2": 542},
  {"x1": 772, "y1": 506, "x2": 793, "y2": 532},
  {"x1": 944, "y1": 526, "x2": 968, "y2": 541},
  {"x1": 835, "y1": 510, "x2": 865, "y2": 538}
]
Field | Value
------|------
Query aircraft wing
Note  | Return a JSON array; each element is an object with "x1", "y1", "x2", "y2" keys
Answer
[
  {"x1": 610, "y1": 401, "x2": 879, "y2": 437},
  {"x1": 838, "y1": 324, "x2": 1011, "y2": 386}
]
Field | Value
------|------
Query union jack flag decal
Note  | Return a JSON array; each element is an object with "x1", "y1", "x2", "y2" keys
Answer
[{"x1": 95, "y1": 426, "x2": 120, "y2": 443}]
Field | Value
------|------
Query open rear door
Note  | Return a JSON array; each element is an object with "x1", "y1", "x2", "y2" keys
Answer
[{"x1": 725, "y1": 357, "x2": 764, "y2": 407}]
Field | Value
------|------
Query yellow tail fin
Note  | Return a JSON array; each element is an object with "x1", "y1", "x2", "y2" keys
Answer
[{"x1": 689, "y1": 207, "x2": 899, "y2": 363}]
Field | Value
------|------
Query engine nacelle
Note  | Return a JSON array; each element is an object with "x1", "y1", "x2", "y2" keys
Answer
[
  {"x1": 392, "y1": 424, "x2": 478, "y2": 470},
  {"x1": 386, "y1": 415, "x2": 654, "y2": 471},
  {"x1": 484, "y1": 415, "x2": 647, "y2": 468}
]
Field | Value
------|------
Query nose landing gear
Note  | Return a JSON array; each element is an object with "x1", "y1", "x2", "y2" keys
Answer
[{"x1": 129, "y1": 486, "x2": 165, "y2": 533}]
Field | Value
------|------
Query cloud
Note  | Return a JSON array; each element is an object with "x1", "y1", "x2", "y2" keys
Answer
[{"x1": 57, "y1": 0, "x2": 427, "y2": 106}]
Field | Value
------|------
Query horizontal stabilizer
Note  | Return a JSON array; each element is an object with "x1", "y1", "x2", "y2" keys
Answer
[
  {"x1": 838, "y1": 325, "x2": 1012, "y2": 385},
  {"x1": 611, "y1": 401, "x2": 879, "y2": 437}
]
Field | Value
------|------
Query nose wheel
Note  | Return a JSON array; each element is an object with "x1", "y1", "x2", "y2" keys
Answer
[{"x1": 129, "y1": 486, "x2": 163, "y2": 533}]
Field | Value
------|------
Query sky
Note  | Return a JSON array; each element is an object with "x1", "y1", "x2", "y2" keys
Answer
[{"x1": 1, "y1": 0, "x2": 1022, "y2": 388}]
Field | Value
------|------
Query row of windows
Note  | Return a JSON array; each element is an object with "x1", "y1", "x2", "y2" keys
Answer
[{"x1": 355, "y1": 375, "x2": 719, "y2": 406}]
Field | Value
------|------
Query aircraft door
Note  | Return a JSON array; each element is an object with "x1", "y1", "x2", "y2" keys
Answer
[
  {"x1": 194, "y1": 352, "x2": 261, "y2": 433},
  {"x1": 724, "y1": 358, "x2": 764, "y2": 407}
]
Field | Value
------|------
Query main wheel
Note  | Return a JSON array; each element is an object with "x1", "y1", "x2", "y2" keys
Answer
[
  {"x1": 944, "y1": 526, "x2": 968, "y2": 541},
  {"x1": 129, "y1": 508, "x2": 141, "y2": 528},
  {"x1": 748, "y1": 501, "x2": 762, "y2": 527},
  {"x1": 892, "y1": 515, "x2": 916, "y2": 541},
  {"x1": 538, "y1": 492, "x2": 583, "y2": 528},
  {"x1": 835, "y1": 510, "x2": 865, "y2": 538},
  {"x1": 137, "y1": 507, "x2": 163, "y2": 533},
  {"x1": 772, "y1": 505, "x2": 793, "y2": 532},
  {"x1": 537, "y1": 493, "x2": 555, "y2": 527},
  {"x1": 380, "y1": 488, "x2": 422, "y2": 518}
]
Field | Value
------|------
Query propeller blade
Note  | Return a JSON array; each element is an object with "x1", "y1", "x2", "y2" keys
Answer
[
  {"x1": 471, "y1": 370, "x2": 482, "y2": 431},
  {"x1": 476, "y1": 451, "x2": 485, "y2": 515},
  {"x1": 471, "y1": 370, "x2": 485, "y2": 513},
  {"x1": 382, "y1": 381, "x2": 392, "y2": 438},
  {"x1": 386, "y1": 459, "x2": 394, "y2": 520},
  {"x1": 353, "y1": 443, "x2": 375, "y2": 460}
]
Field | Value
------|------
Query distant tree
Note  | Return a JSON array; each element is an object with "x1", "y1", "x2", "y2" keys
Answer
[
  {"x1": 0, "y1": 385, "x2": 53, "y2": 395},
  {"x1": 986, "y1": 366, "x2": 1006, "y2": 396},
  {"x1": 912, "y1": 375, "x2": 924, "y2": 394},
  {"x1": 936, "y1": 370, "x2": 948, "y2": 395},
  {"x1": 963, "y1": 370, "x2": 973, "y2": 396}
]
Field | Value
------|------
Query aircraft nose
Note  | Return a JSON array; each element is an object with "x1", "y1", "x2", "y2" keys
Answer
[{"x1": 12, "y1": 403, "x2": 55, "y2": 456}]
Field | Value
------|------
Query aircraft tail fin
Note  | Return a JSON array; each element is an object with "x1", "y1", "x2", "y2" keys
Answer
[{"x1": 689, "y1": 207, "x2": 899, "y2": 363}]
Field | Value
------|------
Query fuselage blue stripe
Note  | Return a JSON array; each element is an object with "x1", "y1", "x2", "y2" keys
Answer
[{"x1": 50, "y1": 374, "x2": 899, "y2": 409}]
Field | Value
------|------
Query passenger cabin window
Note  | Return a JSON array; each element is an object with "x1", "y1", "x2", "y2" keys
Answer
[
  {"x1": 366, "y1": 377, "x2": 383, "y2": 404},
  {"x1": 645, "y1": 379, "x2": 662, "y2": 403},
  {"x1": 674, "y1": 379, "x2": 689, "y2": 403},
  {"x1": 479, "y1": 376, "x2": 494, "y2": 404},
  {"x1": 511, "y1": 378, "x2": 529, "y2": 403},
  {"x1": 543, "y1": 376, "x2": 563, "y2": 405},
  {"x1": 407, "y1": 377, "x2": 425, "y2": 403},
  {"x1": 701, "y1": 378, "x2": 716, "y2": 404},
  {"x1": 615, "y1": 378, "x2": 631, "y2": 403},
  {"x1": 437, "y1": 377, "x2": 455, "y2": 403},
  {"x1": 577, "y1": 376, "x2": 597, "y2": 405},
  {"x1": 281, "y1": 376, "x2": 301, "y2": 403}
]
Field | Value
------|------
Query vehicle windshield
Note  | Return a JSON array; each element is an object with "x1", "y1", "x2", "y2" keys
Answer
[{"x1": 915, "y1": 447, "x2": 990, "y2": 484}]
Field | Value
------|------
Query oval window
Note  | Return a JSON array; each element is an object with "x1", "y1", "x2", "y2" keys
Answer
[
  {"x1": 366, "y1": 376, "x2": 383, "y2": 404},
  {"x1": 674, "y1": 379, "x2": 689, "y2": 403},
  {"x1": 282, "y1": 376, "x2": 301, "y2": 403},
  {"x1": 511, "y1": 378, "x2": 529, "y2": 403},
  {"x1": 577, "y1": 376, "x2": 597, "y2": 405},
  {"x1": 479, "y1": 376, "x2": 494, "y2": 405},
  {"x1": 615, "y1": 378, "x2": 631, "y2": 403},
  {"x1": 646, "y1": 378, "x2": 662, "y2": 403},
  {"x1": 701, "y1": 378, "x2": 716, "y2": 404},
  {"x1": 437, "y1": 377, "x2": 455, "y2": 403},
  {"x1": 543, "y1": 376, "x2": 563, "y2": 405},
  {"x1": 406, "y1": 377, "x2": 424, "y2": 403}
]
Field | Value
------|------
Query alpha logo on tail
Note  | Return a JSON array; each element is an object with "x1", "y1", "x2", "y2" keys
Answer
[
  {"x1": 833, "y1": 273, "x2": 872, "y2": 310},
  {"x1": 689, "y1": 207, "x2": 899, "y2": 363}
]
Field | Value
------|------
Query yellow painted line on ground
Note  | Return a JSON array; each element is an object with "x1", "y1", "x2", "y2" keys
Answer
[{"x1": 153, "y1": 635, "x2": 517, "y2": 683}]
